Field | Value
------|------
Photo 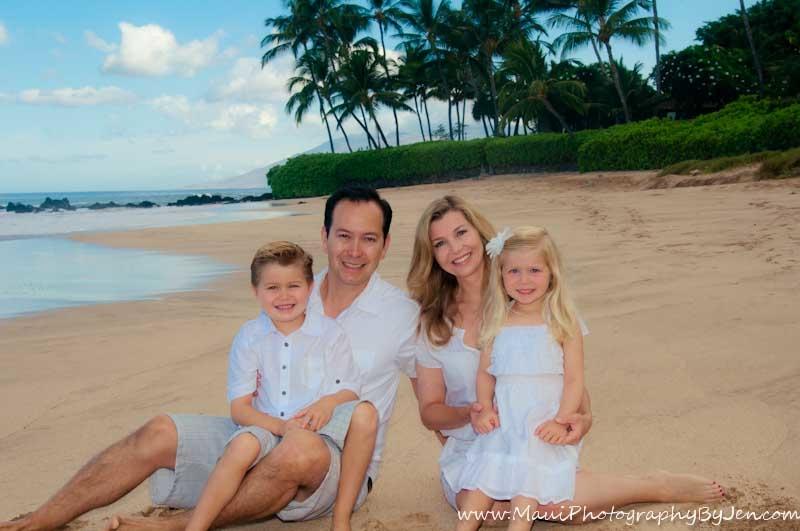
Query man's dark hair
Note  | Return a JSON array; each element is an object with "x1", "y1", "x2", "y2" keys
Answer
[{"x1": 324, "y1": 185, "x2": 393, "y2": 240}]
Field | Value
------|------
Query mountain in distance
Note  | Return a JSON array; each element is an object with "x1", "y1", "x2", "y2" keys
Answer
[{"x1": 191, "y1": 131, "x2": 425, "y2": 190}]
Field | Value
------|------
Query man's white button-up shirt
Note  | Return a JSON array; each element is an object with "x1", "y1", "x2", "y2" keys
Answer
[
  {"x1": 226, "y1": 309, "x2": 361, "y2": 420},
  {"x1": 307, "y1": 269, "x2": 419, "y2": 481}
]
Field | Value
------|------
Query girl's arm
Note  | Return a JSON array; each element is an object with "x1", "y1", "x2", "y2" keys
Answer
[
  {"x1": 475, "y1": 345, "x2": 496, "y2": 411},
  {"x1": 557, "y1": 332, "x2": 585, "y2": 418},
  {"x1": 230, "y1": 394, "x2": 286, "y2": 436},
  {"x1": 416, "y1": 363, "x2": 471, "y2": 431}
]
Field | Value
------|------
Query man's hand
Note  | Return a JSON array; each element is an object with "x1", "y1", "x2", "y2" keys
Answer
[
  {"x1": 469, "y1": 402, "x2": 500, "y2": 434},
  {"x1": 535, "y1": 411, "x2": 591, "y2": 445},
  {"x1": 292, "y1": 397, "x2": 336, "y2": 431}
]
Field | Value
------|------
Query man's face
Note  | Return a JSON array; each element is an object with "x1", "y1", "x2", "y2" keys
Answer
[{"x1": 322, "y1": 200, "x2": 390, "y2": 288}]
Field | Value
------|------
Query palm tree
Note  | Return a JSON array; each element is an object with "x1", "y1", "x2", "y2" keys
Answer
[
  {"x1": 550, "y1": 0, "x2": 668, "y2": 123},
  {"x1": 331, "y1": 48, "x2": 411, "y2": 148},
  {"x1": 397, "y1": 43, "x2": 432, "y2": 140},
  {"x1": 263, "y1": 1, "x2": 338, "y2": 152},
  {"x1": 652, "y1": 0, "x2": 661, "y2": 93},
  {"x1": 738, "y1": 0, "x2": 764, "y2": 97},
  {"x1": 397, "y1": 0, "x2": 455, "y2": 139},
  {"x1": 499, "y1": 39, "x2": 586, "y2": 133},
  {"x1": 366, "y1": 0, "x2": 406, "y2": 145}
]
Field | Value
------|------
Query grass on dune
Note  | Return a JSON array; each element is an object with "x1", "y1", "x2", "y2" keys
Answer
[{"x1": 658, "y1": 147, "x2": 800, "y2": 180}]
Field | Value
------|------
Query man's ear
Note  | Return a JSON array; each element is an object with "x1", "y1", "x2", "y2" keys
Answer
[
  {"x1": 380, "y1": 233, "x2": 392, "y2": 260},
  {"x1": 321, "y1": 225, "x2": 329, "y2": 253}
]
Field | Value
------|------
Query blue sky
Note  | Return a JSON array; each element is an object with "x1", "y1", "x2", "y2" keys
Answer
[{"x1": 0, "y1": 0, "x2": 757, "y2": 193}]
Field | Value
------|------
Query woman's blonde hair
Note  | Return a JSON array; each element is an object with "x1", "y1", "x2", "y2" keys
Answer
[
  {"x1": 480, "y1": 226, "x2": 580, "y2": 347},
  {"x1": 407, "y1": 195, "x2": 496, "y2": 347}
]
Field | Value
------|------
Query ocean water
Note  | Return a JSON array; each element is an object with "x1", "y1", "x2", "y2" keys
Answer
[
  {"x1": 0, "y1": 238, "x2": 235, "y2": 320},
  {"x1": 0, "y1": 187, "x2": 291, "y2": 319}
]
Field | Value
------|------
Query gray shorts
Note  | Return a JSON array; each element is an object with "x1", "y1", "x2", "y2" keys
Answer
[{"x1": 149, "y1": 412, "x2": 370, "y2": 522}]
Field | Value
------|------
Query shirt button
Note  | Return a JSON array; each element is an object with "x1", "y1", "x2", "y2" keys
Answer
[
  {"x1": 284, "y1": 342, "x2": 289, "y2": 347},
  {"x1": 282, "y1": 365, "x2": 287, "y2": 370},
  {"x1": 335, "y1": 379, "x2": 341, "y2": 384},
  {"x1": 280, "y1": 412, "x2": 284, "y2": 417},
  {"x1": 282, "y1": 390, "x2": 287, "y2": 395}
]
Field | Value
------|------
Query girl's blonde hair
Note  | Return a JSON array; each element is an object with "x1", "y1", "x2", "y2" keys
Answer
[
  {"x1": 480, "y1": 226, "x2": 579, "y2": 347},
  {"x1": 407, "y1": 195, "x2": 496, "y2": 347}
]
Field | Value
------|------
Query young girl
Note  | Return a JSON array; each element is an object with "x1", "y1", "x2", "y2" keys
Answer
[
  {"x1": 456, "y1": 226, "x2": 586, "y2": 531},
  {"x1": 186, "y1": 241, "x2": 371, "y2": 531}
]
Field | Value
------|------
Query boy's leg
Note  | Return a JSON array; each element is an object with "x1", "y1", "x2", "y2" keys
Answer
[
  {"x1": 0, "y1": 415, "x2": 178, "y2": 531},
  {"x1": 455, "y1": 489, "x2": 495, "y2": 531},
  {"x1": 508, "y1": 496, "x2": 537, "y2": 531},
  {"x1": 331, "y1": 402, "x2": 378, "y2": 531},
  {"x1": 185, "y1": 433, "x2": 262, "y2": 531}
]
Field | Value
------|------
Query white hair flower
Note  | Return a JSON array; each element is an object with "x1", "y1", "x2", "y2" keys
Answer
[{"x1": 485, "y1": 227, "x2": 513, "y2": 259}]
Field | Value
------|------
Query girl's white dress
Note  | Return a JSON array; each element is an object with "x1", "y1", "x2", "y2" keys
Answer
[{"x1": 457, "y1": 324, "x2": 585, "y2": 504}]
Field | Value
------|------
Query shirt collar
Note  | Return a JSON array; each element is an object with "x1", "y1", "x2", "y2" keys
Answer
[
  {"x1": 257, "y1": 308, "x2": 324, "y2": 338},
  {"x1": 311, "y1": 267, "x2": 382, "y2": 318}
]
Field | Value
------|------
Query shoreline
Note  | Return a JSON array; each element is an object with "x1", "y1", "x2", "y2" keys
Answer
[{"x1": 2, "y1": 172, "x2": 799, "y2": 530}]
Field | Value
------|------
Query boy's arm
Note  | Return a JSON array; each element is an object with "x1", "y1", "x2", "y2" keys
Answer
[{"x1": 230, "y1": 394, "x2": 286, "y2": 436}]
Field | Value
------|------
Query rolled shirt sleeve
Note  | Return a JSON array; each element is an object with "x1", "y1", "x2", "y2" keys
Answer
[
  {"x1": 320, "y1": 328, "x2": 361, "y2": 398},
  {"x1": 394, "y1": 306, "x2": 421, "y2": 378},
  {"x1": 226, "y1": 327, "x2": 258, "y2": 402},
  {"x1": 415, "y1": 333, "x2": 443, "y2": 369}
]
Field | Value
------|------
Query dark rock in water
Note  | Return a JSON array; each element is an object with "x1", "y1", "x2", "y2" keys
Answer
[
  {"x1": 298, "y1": 201, "x2": 307, "y2": 204},
  {"x1": 87, "y1": 201, "x2": 122, "y2": 210},
  {"x1": 39, "y1": 197, "x2": 76, "y2": 211},
  {"x1": 240, "y1": 192, "x2": 274, "y2": 202},
  {"x1": 6, "y1": 202, "x2": 36, "y2": 213},
  {"x1": 124, "y1": 201, "x2": 158, "y2": 209},
  {"x1": 168, "y1": 194, "x2": 241, "y2": 207}
]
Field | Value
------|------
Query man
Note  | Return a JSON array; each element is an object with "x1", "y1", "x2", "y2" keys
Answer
[{"x1": 0, "y1": 186, "x2": 419, "y2": 531}]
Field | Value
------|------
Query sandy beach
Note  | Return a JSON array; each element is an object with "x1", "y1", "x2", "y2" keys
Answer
[{"x1": 2, "y1": 172, "x2": 799, "y2": 530}]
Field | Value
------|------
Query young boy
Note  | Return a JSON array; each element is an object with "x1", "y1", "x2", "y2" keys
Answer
[{"x1": 186, "y1": 241, "x2": 371, "y2": 531}]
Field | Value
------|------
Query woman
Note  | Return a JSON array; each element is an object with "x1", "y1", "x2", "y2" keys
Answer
[{"x1": 408, "y1": 195, "x2": 725, "y2": 523}]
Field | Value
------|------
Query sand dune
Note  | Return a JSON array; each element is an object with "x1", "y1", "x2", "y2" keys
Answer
[{"x1": 2, "y1": 171, "x2": 799, "y2": 530}]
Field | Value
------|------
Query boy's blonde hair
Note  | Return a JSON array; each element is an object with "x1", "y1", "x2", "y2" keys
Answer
[
  {"x1": 480, "y1": 226, "x2": 579, "y2": 347},
  {"x1": 250, "y1": 241, "x2": 314, "y2": 286},
  {"x1": 407, "y1": 195, "x2": 496, "y2": 347}
]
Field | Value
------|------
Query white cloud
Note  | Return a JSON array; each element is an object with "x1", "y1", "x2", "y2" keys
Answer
[
  {"x1": 148, "y1": 94, "x2": 277, "y2": 138},
  {"x1": 85, "y1": 30, "x2": 117, "y2": 53},
  {"x1": 102, "y1": 22, "x2": 221, "y2": 77},
  {"x1": 209, "y1": 103, "x2": 277, "y2": 137},
  {"x1": 53, "y1": 32, "x2": 67, "y2": 44},
  {"x1": 17, "y1": 86, "x2": 136, "y2": 106},
  {"x1": 0, "y1": 21, "x2": 9, "y2": 45},
  {"x1": 208, "y1": 56, "x2": 292, "y2": 102}
]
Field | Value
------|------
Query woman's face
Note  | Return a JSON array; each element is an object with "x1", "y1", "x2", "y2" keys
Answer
[{"x1": 428, "y1": 210, "x2": 485, "y2": 280}]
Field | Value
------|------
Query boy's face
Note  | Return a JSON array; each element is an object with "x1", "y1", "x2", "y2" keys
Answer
[{"x1": 253, "y1": 263, "x2": 312, "y2": 330}]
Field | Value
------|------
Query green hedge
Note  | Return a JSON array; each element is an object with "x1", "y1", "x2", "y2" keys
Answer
[
  {"x1": 268, "y1": 97, "x2": 800, "y2": 198},
  {"x1": 578, "y1": 98, "x2": 800, "y2": 171}
]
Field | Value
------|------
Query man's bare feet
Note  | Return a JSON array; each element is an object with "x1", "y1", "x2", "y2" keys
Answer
[
  {"x1": 104, "y1": 514, "x2": 183, "y2": 531},
  {"x1": 652, "y1": 471, "x2": 726, "y2": 504}
]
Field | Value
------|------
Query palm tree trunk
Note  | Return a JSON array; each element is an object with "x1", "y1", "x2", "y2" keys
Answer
[
  {"x1": 432, "y1": 48, "x2": 453, "y2": 140},
  {"x1": 423, "y1": 95, "x2": 433, "y2": 140},
  {"x1": 301, "y1": 42, "x2": 350, "y2": 152},
  {"x1": 739, "y1": 0, "x2": 765, "y2": 97},
  {"x1": 379, "y1": 24, "x2": 401, "y2": 146},
  {"x1": 371, "y1": 110, "x2": 391, "y2": 148},
  {"x1": 542, "y1": 97, "x2": 572, "y2": 133},
  {"x1": 461, "y1": 98, "x2": 467, "y2": 139},
  {"x1": 514, "y1": 117, "x2": 520, "y2": 136},
  {"x1": 486, "y1": 58, "x2": 500, "y2": 136},
  {"x1": 318, "y1": 97, "x2": 335, "y2": 153},
  {"x1": 413, "y1": 94, "x2": 426, "y2": 141},
  {"x1": 604, "y1": 42, "x2": 632, "y2": 123},
  {"x1": 454, "y1": 99, "x2": 462, "y2": 140},
  {"x1": 481, "y1": 115, "x2": 489, "y2": 138},
  {"x1": 352, "y1": 107, "x2": 378, "y2": 149},
  {"x1": 653, "y1": 0, "x2": 662, "y2": 94}
]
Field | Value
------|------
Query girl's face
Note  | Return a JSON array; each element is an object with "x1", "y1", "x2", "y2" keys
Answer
[
  {"x1": 501, "y1": 248, "x2": 551, "y2": 307},
  {"x1": 429, "y1": 210, "x2": 485, "y2": 280}
]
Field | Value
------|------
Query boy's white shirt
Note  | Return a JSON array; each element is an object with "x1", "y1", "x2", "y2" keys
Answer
[
  {"x1": 307, "y1": 268, "x2": 419, "y2": 481},
  {"x1": 226, "y1": 309, "x2": 361, "y2": 420}
]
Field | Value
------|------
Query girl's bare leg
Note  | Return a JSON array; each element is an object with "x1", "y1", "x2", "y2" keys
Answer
[
  {"x1": 455, "y1": 489, "x2": 495, "y2": 531},
  {"x1": 537, "y1": 470, "x2": 725, "y2": 524},
  {"x1": 185, "y1": 433, "x2": 261, "y2": 531},
  {"x1": 331, "y1": 403, "x2": 378, "y2": 531},
  {"x1": 508, "y1": 496, "x2": 537, "y2": 531}
]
